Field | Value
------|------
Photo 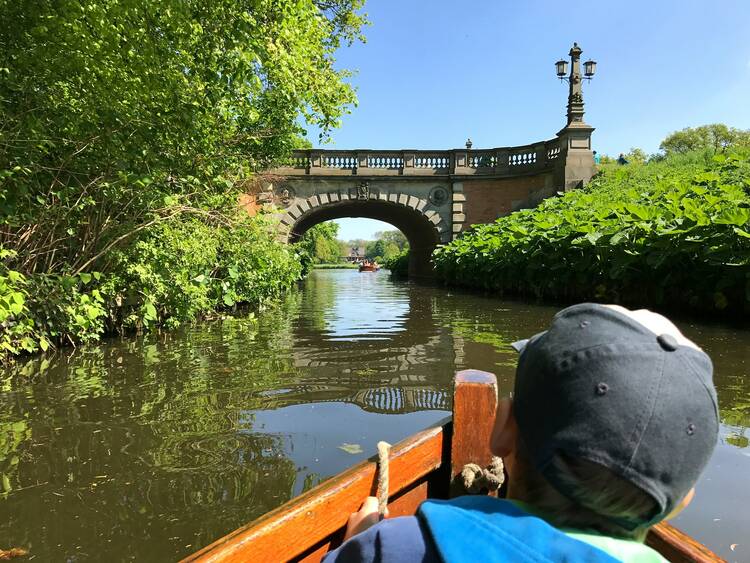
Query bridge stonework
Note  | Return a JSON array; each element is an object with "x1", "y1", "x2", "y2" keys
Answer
[{"x1": 263, "y1": 126, "x2": 594, "y2": 277}]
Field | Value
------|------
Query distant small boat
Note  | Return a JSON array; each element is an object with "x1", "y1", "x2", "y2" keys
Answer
[{"x1": 358, "y1": 263, "x2": 379, "y2": 272}]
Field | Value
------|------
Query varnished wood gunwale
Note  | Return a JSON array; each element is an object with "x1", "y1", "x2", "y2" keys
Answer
[
  {"x1": 182, "y1": 418, "x2": 450, "y2": 563},
  {"x1": 647, "y1": 521, "x2": 726, "y2": 563},
  {"x1": 185, "y1": 370, "x2": 724, "y2": 563}
]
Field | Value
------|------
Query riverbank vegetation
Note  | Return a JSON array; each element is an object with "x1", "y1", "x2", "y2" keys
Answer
[
  {"x1": 435, "y1": 142, "x2": 750, "y2": 315},
  {"x1": 0, "y1": 0, "x2": 366, "y2": 360},
  {"x1": 297, "y1": 222, "x2": 348, "y2": 270},
  {"x1": 383, "y1": 249, "x2": 410, "y2": 278}
]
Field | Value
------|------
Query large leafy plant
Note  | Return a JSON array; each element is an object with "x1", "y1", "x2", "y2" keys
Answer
[{"x1": 434, "y1": 151, "x2": 750, "y2": 314}]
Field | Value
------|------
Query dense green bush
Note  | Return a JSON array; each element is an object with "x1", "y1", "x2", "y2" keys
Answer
[
  {"x1": 434, "y1": 151, "x2": 750, "y2": 314},
  {"x1": 1, "y1": 211, "x2": 302, "y2": 361},
  {"x1": 383, "y1": 249, "x2": 410, "y2": 279},
  {"x1": 0, "y1": 250, "x2": 49, "y2": 355}
]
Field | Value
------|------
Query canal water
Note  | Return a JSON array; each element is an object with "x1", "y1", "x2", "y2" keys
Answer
[{"x1": 1, "y1": 270, "x2": 747, "y2": 561}]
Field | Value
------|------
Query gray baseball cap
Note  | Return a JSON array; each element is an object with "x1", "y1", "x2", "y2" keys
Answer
[{"x1": 511, "y1": 303, "x2": 719, "y2": 528}]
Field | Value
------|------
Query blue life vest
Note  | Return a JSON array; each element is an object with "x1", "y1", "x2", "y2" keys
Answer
[{"x1": 418, "y1": 496, "x2": 621, "y2": 563}]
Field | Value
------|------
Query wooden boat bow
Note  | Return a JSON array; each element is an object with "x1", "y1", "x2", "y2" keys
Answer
[{"x1": 183, "y1": 370, "x2": 724, "y2": 563}]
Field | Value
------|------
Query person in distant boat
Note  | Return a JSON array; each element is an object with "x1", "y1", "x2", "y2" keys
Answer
[
  {"x1": 617, "y1": 153, "x2": 629, "y2": 165},
  {"x1": 325, "y1": 303, "x2": 718, "y2": 563}
]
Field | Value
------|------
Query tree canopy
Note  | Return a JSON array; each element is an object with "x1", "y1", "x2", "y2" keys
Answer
[
  {"x1": 0, "y1": 0, "x2": 366, "y2": 274},
  {"x1": 298, "y1": 222, "x2": 343, "y2": 265},
  {"x1": 0, "y1": 1, "x2": 367, "y2": 357},
  {"x1": 660, "y1": 124, "x2": 750, "y2": 155}
]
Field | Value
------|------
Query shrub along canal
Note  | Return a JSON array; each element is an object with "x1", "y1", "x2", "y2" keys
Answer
[{"x1": 0, "y1": 269, "x2": 747, "y2": 561}]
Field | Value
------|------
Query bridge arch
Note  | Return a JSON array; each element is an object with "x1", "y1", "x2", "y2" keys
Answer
[
  {"x1": 266, "y1": 134, "x2": 597, "y2": 277},
  {"x1": 278, "y1": 181, "x2": 453, "y2": 277}
]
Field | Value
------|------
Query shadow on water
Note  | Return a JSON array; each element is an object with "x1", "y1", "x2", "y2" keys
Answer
[{"x1": 0, "y1": 269, "x2": 748, "y2": 561}]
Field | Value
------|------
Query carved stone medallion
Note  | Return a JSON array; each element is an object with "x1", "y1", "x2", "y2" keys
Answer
[
  {"x1": 349, "y1": 181, "x2": 375, "y2": 200},
  {"x1": 429, "y1": 186, "x2": 449, "y2": 206},
  {"x1": 276, "y1": 186, "x2": 295, "y2": 206}
]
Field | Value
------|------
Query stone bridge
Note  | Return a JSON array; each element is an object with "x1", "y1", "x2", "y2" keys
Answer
[{"x1": 258, "y1": 44, "x2": 596, "y2": 277}]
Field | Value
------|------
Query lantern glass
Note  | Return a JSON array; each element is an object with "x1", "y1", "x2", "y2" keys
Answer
[
  {"x1": 555, "y1": 60, "x2": 568, "y2": 77},
  {"x1": 584, "y1": 59, "x2": 597, "y2": 77}
]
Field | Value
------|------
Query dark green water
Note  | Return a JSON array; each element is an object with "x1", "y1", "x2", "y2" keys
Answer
[{"x1": 1, "y1": 270, "x2": 748, "y2": 561}]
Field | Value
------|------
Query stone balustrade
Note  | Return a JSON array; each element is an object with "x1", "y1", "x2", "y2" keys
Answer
[{"x1": 273, "y1": 138, "x2": 562, "y2": 178}]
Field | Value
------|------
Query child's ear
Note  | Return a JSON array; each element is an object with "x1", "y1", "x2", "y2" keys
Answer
[
  {"x1": 667, "y1": 488, "x2": 695, "y2": 520},
  {"x1": 490, "y1": 397, "x2": 518, "y2": 457}
]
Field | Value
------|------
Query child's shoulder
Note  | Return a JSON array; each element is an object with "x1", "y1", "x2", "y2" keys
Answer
[{"x1": 322, "y1": 515, "x2": 439, "y2": 563}]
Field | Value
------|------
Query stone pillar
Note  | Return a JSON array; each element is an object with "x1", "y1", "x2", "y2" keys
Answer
[
  {"x1": 555, "y1": 123, "x2": 595, "y2": 191},
  {"x1": 451, "y1": 182, "x2": 467, "y2": 240}
]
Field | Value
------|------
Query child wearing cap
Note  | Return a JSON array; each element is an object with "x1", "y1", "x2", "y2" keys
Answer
[{"x1": 324, "y1": 303, "x2": 719, "y2": 563}]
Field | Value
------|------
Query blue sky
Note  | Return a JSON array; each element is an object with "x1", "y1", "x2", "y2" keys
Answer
[{"x1": 313, "y1": 0, "x2": 750, "y2": 240}]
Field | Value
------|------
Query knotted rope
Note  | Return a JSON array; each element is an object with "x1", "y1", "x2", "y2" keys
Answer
[
  {"x1": 458, "y1": 456, "x2": 505, "y2": 494},
  {"x1": 376, "y1": 441, "x2": 391, "y2": 518}
]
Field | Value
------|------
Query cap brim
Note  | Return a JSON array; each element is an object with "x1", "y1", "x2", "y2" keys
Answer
[{"x1": 511, "y1": 339, "x2": 529, "y2": 353}]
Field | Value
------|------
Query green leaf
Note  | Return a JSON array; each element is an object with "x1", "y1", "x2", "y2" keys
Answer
[
  {"x1": 715, "y1": 208, "x2": 750, "y2": 226},
  {"x1": 337, "y1": 443, "x2": 363, "y2": 455},
  {"x1": 144, "y1": 302, "x2": 157, "y2": 321}
]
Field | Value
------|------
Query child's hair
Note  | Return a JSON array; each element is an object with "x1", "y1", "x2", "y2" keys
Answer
[{"x1": 512, "y1": 437, "x2": 658, "y2": 541}]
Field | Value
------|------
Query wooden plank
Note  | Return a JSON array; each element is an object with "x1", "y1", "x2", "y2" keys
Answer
[
  {"x1": 450, "y1": 369, "x2": 498, "y2": 493},
  {"x1": 386, "y1": 480, "x2": 430, "y2": 519},
  {"x1": 647, "y1": 522, "x2": 725, "y2": 563},
  {"x1": 182, "y1": 420, "x2": 449, "y2": 563}
]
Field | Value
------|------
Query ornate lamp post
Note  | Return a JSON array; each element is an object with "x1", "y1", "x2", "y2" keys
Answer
[
  {"x1": 554, "y1": 42, "x2": 597, "y2": 191},
  {"x1": 555, "y1": 42, "x2": 596, "y2": 125}
]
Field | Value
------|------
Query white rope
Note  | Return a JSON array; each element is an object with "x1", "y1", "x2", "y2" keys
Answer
[{"x1": 376, "y1": 441, "x2": 392, "y2": 518}]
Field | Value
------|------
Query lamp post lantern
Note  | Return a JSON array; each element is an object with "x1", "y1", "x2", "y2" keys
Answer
[
  {"x1": 555, "y1": 42, "x2": 596, "y2": 126},
  {"x1": 553, "y1": 42, "x2": 597, "y2": 192}
]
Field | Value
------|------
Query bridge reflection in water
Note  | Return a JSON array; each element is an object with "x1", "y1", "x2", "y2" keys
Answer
[{"x1": 262, "y1": 383, "x2": 450, "y2": 414}]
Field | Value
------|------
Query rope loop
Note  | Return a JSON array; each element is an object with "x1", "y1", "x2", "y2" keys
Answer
[{"x1": 459, "y1": 456, "x2": 505, "y2": 494}]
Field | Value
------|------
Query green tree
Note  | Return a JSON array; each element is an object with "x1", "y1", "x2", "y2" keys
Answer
[
  {"x1": 0, "y1": 0, "x2": 366, "y2": 274},
  {"x1": 365, "y1": 239, "x2": 400, "y2": 262},
  {"x1": 0, "y1": 0, "x2": 367, "y2": 357},
  {"x1": 660, "y1": 124, "x2": 750, "y2": 155},
  {"x1": 373, "y1": 230, "x2": 409, "y2": 251},
  {"x1": 624, "y1": 148, "x2": 648, "y2": 165},
  {"x1": 297, "y1": 222, "x2": 343, "y2": 265}
]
